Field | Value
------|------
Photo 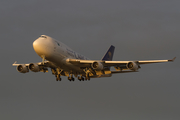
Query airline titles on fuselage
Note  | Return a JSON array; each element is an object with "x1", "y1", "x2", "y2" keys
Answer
[{"x1": 66, "y1": 48, "x2": 88, "y2": 60}]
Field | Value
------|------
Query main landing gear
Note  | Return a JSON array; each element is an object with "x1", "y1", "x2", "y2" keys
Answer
[
  {"x1": 51, "y1": 68, "x2": 91, "y2": 82},
  {"x1": 83, "y1": 68, "x2": 91, "y2": 81},
  {"x1": 56, "y1": 74, "x2": 61, "y2": 81},
  {"x1": 55, "y1": 75, "x2": 90, "y2": 82},
  {"x1": 51, "y1": 68, "x2": 62, "y2": 81},
  {"x1": 78, "y1": 75, "x2": 90, "y2": 81},
  {"x1": 78, "y1": 76, "x2": 84, "y2": 81},
  {"x1": 68, "y1": 77, "x2": 75, "y2": 81},
  {"x1": 68, "y1": 74, "x2": 75, "y2": 81},
  {"x1": 85, "y1": 73, "x2": 90, "y2": 81},
  {"x1": 67, "y1": 74, "x2": 90, "y2": 82},
  {"x1": 69, "y1": 68, "x2": 91, "y2": 81}
]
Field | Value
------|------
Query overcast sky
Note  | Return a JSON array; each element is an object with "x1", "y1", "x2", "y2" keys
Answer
[{"x1": 0, "y1": 0, "x2": 180, "y2": 120}]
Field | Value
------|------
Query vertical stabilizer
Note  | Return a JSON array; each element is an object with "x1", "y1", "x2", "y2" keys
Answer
[{"x1": 101, "y1": 45, "x2": 115, "y2": 61}]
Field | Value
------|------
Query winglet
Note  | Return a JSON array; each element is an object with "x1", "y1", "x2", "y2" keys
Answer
[
  {"x1": 12, "y1": 61, "x2": 18, "y2": 66},
  {"x1": 168, "y1": 57, "x2": 176, "y2": 62}
]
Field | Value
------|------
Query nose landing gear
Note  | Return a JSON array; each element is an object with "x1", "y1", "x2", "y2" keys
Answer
[{"x1": 51, "y1": 68, "x2": 63, "y2": 81}]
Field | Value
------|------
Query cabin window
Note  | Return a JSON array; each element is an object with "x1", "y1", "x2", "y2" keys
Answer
[{"x1": 55, "y1": 41, "x2": 60, "y2": 46}]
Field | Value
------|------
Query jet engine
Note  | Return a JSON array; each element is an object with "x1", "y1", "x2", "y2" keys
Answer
[
  {"x1": 29, "y1": 63, "x2": 40, "y2": 72},
  {"x1": 91, "y1": 62, "x2": 104, "y2": 70},
  {"x1": 17, "y1": 64, "x2": 29, "y2": 73},
  {"x1": 126, "y1": 62, "x2": 139, "y2": 71}
]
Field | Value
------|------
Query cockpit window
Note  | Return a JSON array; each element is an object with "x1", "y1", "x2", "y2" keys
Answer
[{"x1": 41, "y1": 35, "x2": 47, "y2": 38}]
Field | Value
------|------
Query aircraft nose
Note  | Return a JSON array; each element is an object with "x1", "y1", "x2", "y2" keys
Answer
[
  {"x1": 33, "y1": 38, "x2": 43, "y2": 52},
  {"x1": 33, "y1": 38, "x2": 44, "y2": 56},
  {"x1": 33, "y1": 37, "x2": 54, "y2": 58},
  {"x1": 33, "y1": 39, "x2": 39, "y2": 48}
]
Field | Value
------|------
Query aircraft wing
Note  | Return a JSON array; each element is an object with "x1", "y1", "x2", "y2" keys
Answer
[
  {"x1": 104, "y1": 57, "x2": 176, "y2": 65},
  {"x1": 12, "y1": 61, "x2": 46, "y2": 66},
  {"x1": 66, "y1": 57, "x2": 176, "y2": 68},
  {"x1": 12, "y1": 60, "x2": 54, "y2": 67},
  {"x1": 12, "y1": 60, "x2": 58, "y2": 73}
]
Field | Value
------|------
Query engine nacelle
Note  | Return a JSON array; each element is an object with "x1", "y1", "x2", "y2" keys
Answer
[
  {"x1": 91, "y1": 62, "x2": 104, "y2": 70},
  {"x1": 126, "y1": 62, "x2": 139, "y2": 71},
  {"x1": 17, "y1": 64, "x2": 29, "y2": 73},
  {"x1": 29, "y1": 63, "x2": 40, "y2": 72}
]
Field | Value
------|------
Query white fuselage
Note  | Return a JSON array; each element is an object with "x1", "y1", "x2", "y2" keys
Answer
[
  {"x1": 33, "y1": 35, "x2": 89, "y2": 72},
  {"x1": 12, "y1": 35, "x2": 174, "y2": 80}
]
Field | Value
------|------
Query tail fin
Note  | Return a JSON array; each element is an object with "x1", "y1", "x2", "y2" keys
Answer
[{"x1": 101, "y1": 45, "x2": 115, "y2": 61}]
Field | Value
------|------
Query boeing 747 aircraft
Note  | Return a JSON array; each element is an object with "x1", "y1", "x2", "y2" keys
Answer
[{"x1": 12, "y1": 35, "x2": 176, "y2": 81}]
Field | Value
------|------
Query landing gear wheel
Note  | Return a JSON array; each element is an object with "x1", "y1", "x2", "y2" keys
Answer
[
  {"x1": 78, "y1": 76, "x2": 83, "y2": 81},
  {"x1": 85, "y1": 73, "x2": 90, "y2": 81},
  {"x1": 56, "y1": 74, "x2": 61, "y2": 81},
  {"x1": 84, "y1": 76, "x2": 90, "y2": 81},
  {"x1": 68, "y1": 75, "x2": 75, "y2": 81},
  {"x1": 68, "y1": 77, "x2": 72, "y2": 81},
  {"x1": 78, "y1": 76, "x2": 81, "y2": 80}
]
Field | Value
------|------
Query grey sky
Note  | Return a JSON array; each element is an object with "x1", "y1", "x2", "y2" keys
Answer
[{"x1": 0, "y1": 0, "x2": 180, "y2": 120}]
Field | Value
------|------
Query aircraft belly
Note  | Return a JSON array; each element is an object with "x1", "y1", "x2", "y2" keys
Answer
[{"x1": 47, "y1": 52, "x2": 84, "y2": 73}]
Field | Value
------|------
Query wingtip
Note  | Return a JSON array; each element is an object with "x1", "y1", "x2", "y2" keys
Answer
[
  {"x1": 168, "y1": 57, "x2": 176, "y2": 62},
  {"x1": 12, "y1": 61, "x2": 17, "y2": 65}
]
